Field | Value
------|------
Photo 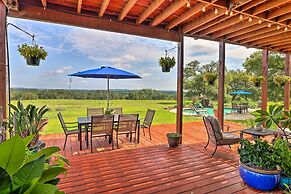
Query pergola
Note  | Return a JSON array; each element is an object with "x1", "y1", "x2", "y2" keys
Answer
[{"x1": 0, "y1": 0, "x2": 291, "y2": 139}]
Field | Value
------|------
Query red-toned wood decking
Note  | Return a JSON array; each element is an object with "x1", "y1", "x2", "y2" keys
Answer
[{"x1": 41, "y1": 122, "x2": 282, "y2": 194}]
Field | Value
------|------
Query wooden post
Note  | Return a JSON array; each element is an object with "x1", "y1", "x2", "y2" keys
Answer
[
  {"x1": 261, "y1": 49, "x2": 268, "y2": 112},
  {"x1": 0, "y1": 1, "x2": 7, "y2": 118},
  {"x1": 218, "y1": 40, "x2": 225, "y2": 127},
  {"x1": 176, "y1": 33, "x2": 184, "y2": 142},
  {"x1": 285, "y1": 52, "x2": 291, "y2": 110}
]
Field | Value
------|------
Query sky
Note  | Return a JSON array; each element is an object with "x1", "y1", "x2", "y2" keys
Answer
[{"x1": 8, "y1": 17, "x2": 256, "y2": 91}]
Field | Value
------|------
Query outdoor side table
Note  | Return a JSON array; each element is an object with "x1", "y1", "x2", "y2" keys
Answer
[{"x1": 240, "y1": 128, "x2": 275, "y2": 139}]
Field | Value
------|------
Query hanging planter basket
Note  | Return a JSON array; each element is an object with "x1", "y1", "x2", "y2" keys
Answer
[
  {"x1": 26, "y1": 57, "x2": 41, "y2": 66},
  {"x1": 273, "y1": 75, "x2": 290, "y2": 87},
  {"x1": 18, "y1": 43, "x2": 48, "y2": 67},
  {"x1": 159, "y1": 56, "x2": 176, "y2": 73},
  {"x1": 251, "y1": 76, "x2": 265, "y2": 88},
  {"x1": 203, "y1": 72, "x2": 217, "y2": 86}
]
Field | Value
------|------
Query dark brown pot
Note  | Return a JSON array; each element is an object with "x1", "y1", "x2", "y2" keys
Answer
[
  {"x1": 167, "y1": 135, "x2": 181, "y2": 147},
  {"x1": 208, "y1": 79, "x2": 215, "y2": 85},
  {"x1": 26, "y1": 57, "x2": 41, "y2": 66},
  {"x1": 162, "y1": 65, "x2": 171, "y2": 72},
  {"x1": 255, "y1": 82, "x2": 260, "y2": 87}
]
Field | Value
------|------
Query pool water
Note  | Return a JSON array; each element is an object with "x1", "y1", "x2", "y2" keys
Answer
[{"x1": 183, "y1": 107, "x2": 234, "y2": 116}]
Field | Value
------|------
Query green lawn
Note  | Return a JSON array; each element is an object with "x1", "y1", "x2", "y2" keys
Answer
[{"x1": 12, "y1": 99, "x2": 200, "y2": 134}]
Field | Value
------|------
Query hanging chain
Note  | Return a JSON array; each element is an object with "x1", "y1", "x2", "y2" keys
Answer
[{"x1": 165, "y1": 46, "x2": 177, "y2": 57}]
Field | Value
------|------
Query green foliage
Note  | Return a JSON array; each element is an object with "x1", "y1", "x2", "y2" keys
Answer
[
  {"x1": 203, "y1": 72, "x2": 218, "y2": 82},
  {"x1": 250, "y1": 76, "x2": 265, "y2": 86},
  {"x1": 8, "y1": 101, "x2": 49, "y2": 138},
  {"x1": 252, "y1": 105, "x2": 290, "y2": 142},
  {"x1": 159, "y1": 56, "x2": 175, "y2": 68},
  {"x1": 238, "y1": 139, "x2": 280, "y2": 171},
  {"x1": 167, "y1": 133, "x2": 181, "y2": 137},
  {"x1": 18, "y1": 44, "x2": 48, "y2": 60},
  {"x1": 273, "y1": 75, "x2": 290, "y2": 86},
  {"x1": 274, "y1": 139, "x2": 291, "y2": 177},
  {"x1": 0, "y1": 135, "x2": 67, "y2": 194}
]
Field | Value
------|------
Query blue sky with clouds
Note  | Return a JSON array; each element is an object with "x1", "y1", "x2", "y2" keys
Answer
[{"x1": 8, "y1": 17, "x2": 256, "y2": 90}]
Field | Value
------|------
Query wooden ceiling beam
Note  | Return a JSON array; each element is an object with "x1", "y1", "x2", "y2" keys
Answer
[
  {"x1": 240, "y1": 0, "x2": 268, "y2": 11},
  {"x1": 240, "y1": 29, "x2": 289, "y2": 44},
  {"x1": 166, "y1": 3, "x2": 205, "y2": 30},
  {"x1": 278, "y1": 13, "x2": 291, "y2": 22},
  {"x1": 258, "y1": 36, "x2": 291, "y2": 47},
  {"x1": 136, "y1": 0, "x2": 165, "y2": 24},
  {"x1": 252, "y1": 0, "x2": 291, "y2": 15},
  {"x1": 183, "y1": 7, "x2": 225, "y2": 33},
  {"x1": 150, "y1": 0, "x2": 188, "y2": 27},
  {"x1": 231, "y1": 25, "x2": 276, "y2": 42},
  {"x1": 225, "y1": 22, "x2": 268, "y2": 39},
  {"x1": 267, "y1": 4, "x2": 291, "y2": 19},
  {"x1": 77, "y1": 0, "x2": 82, "y2": 13},
  {"x1": 119, "y1": 0, "x2": 138, "y2": 21},
  {"x1": 99, "y1": 0, "x2": 110, "y2": 17},
  {"x1": 41, "y1": 0, "x2": 46, "y2": 8},
  {"x1": 252, "y1": 33, "x2": 291, "y2": 46},
  {"x1": 273, "y1": 44, "x2": 291, "y2": 51}
]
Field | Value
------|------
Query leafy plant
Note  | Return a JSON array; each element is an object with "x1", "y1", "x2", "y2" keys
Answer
[
  {"x1": 9, "y1": 101, "x2": 49, "y2": 147},
  {"x1": 250, "y1": 76, "x2": 265, "y2": 87},
  {"x1": 252, "y1": 105, "x2": 290, "y2": 143},
  {"x1": 203, "y1": 72, "x2": 218, "y2": 82},
  {"x1": 238, "y1": 139, "x2": 280, "y2": 171},
  {"x1": 167, "y1": 133, "x2": 181, "y2": 138},
  {"x1": 159, "y1": 56, "x2": 176, "y2": 68},
  {"x1": 0, "y1": 135, "x2": 68, "y2": 194},
  {"x1": 274, "y1": 139, "x2": 291, "y2": 177},
  {"x1": 105, "y1": 109, "x2": 115, "y2": 115},
  {"x1": 273, "y1": 75, "x2": 290, "y2": 86},
  {"x1": 18, "y1": 44, "x2": 48, "y2": 60}
]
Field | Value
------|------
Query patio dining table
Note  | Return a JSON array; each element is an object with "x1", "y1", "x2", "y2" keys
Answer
[{"x1": 78, "y1": 115, "x2": 140, "y2": 150}]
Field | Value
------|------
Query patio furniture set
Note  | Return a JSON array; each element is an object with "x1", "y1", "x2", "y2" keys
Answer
[
  {"x1": 231, "y1": 103, "x2": 249, "y2": 114},
  {"x1": 58, "y1": 108, "x2": 156, "y2": 152}
]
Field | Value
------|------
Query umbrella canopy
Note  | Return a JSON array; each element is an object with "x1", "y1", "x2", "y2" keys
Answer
[
  {"x1": 229, "y1": 90, "x2": 252, "y2": 95},
  {"x1": 69, "y1": 66, "x2": 141, "y2": 109}
]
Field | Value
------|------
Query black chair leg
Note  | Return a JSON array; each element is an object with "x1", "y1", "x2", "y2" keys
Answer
[
  {"x1": 63, "y1": 135, "x2": 68, "y2": 150},
  {"x1": 90, "y1": 135, "x2": 93, "y2": 153},
  {"x1": 228, "y1": 145, "x2": 231, "y2": 149},
  {"x1": 130, "y1": 133, "x2": 132, "y2": 142},
  {"x1": 204, "y1": 139, "x2": 209, "y2": 148},
  {"x1": 111, "y1": 135, "x2": 114, "y2": 150},
  {"x1": 149, "y1": 128, "x2": 152, "y2": 140},
  {"x1": 212, "y1": 145, "x2": 217, "y2": 156},
  {"x1": 142, "y1": 127, "x2": 145, "y2": 136},
  {"x1": 109, "y1": 135, "x2": 112, "y2": 144}
]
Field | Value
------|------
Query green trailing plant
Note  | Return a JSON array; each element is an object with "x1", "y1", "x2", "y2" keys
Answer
[
  {"x1": 238, "y1": 139, "x2": 280, "y2": 171},
  {"x1": 203, "y1": 72, "x2": 218, "y2": 85},
  {"x1": 0, "y1": 135, "x2": 69, "y2": 194},
  {"x1": 8, "y1": 101, "x2": 49, "y2": 147},
  {"x1": 18, "y1": 43, "x2": 48, "y2": 60},
  {"x1": 251, "y1": 105, "x2": 290, "y2": 143},
  {"x1": 159, "y1": 56, "x2": 176, "y2": 68},
  {"x1": 166, "y1": 133, "x2": 181, "y2": 138},
  {"x1": 274, "y1": 139, "x2": 291, "y2": 177},
  {"x1": 250, "y1": 76, "x2": 265, "y2": 87},
  {"x1": 273, "y1": 75, "x2": 290, "y2": 86}
]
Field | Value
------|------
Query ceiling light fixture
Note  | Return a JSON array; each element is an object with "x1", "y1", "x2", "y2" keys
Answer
[
  {"x1": 268, "y1": 23, "x2": 272, "y2": 28},
  {"x1": 186, "y1": 1, "x2": 190, "y2": 8},
  {"x1": 229, "y1": 10, "x2": 233, "y2": 16},
  {"x1": 258, "y1": 18, "x2": 262, "y2": 24},
  {"x1": 214, "y1": 8, "x2": 218, "y2": 14},
  {"x1": 277, "y1": 25, "x2": 280, "y2": 30},
  {"x1": 225, "y1": 9, "x2": 229, "y2": 15},
  {"x1": 239, "y1": 14, "x2": 243, "y2": 20},
  {"x1": 248, "y1": 17, "x2": 252, "y2": 22},
  {"x1": 202, "y1": 6, "x2": 206, "y2": 12},
  {"x1": 285, "y1": 26, "x2": 288, "y2": 31}
]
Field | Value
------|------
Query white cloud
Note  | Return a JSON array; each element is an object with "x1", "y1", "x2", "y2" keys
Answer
[
  {"x1": 55, "y1": 69, "x2": 64, "y2": 74},
  {"x1": 113, "y1": 63, "x2": 132, "y2": 69}
]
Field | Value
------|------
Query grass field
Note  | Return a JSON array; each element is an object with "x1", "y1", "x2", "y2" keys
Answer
[{"x1": 12, "y1": 99, "x2": 200, "y2": 134}]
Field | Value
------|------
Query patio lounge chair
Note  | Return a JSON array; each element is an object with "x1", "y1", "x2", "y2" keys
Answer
[
  {"x1": 87, "y1": 108, "x2": 104, "y2": 117},
  {"x1": 140, "y1": 109, "x2": 156, "y2": 140},
  {"x1": 90, "y1": 115, "x2": 114, "y2": 152},
  {"x1": 115, "y1": 114, "x2": 139, "y2": 149},
  {"x1": 58, "y1": 112, "x2": 86, "y2": 150},
  {"x1": 203, "y1": 116, "x2": 241, "y2": 156}
]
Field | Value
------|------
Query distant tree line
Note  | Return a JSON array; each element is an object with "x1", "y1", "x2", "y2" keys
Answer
[{"x1": 10, "y1": 88, "x2": 176, "y2": 100}]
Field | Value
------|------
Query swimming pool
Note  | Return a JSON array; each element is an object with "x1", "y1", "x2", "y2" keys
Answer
[{"x1": 183, "y1": 107, "x2": 234, "y2": 116}]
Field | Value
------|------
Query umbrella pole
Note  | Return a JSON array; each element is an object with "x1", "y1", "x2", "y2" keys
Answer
[{"x1": 107, "y1": 77, "x2": 109, "y2": 110}]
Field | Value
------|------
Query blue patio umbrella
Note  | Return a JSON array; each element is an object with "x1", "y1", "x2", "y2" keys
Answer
[
  {"x1": 229, "y1": 90, "x2": 252, "y2": 95},
  {"x1": 69, "y1": 66, "x2": 141, "y2": 109}
]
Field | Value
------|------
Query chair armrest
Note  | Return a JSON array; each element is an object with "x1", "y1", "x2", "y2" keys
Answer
[
  {"x1": 226, "y1": 129, "x2": 242, "y2": 133},
  {"x1": 222, "y1": 125, "x2": 230, "y2": 131}
]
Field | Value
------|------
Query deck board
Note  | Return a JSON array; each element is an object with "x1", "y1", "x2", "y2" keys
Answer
[{"x1": 41, "y1": 121, "x2": 282, "y2": 194}]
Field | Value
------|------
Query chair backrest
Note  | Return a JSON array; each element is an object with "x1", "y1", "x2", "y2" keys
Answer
[
  {"x1": 143, "y1": 109, "x2": 156, "y2": 128},
  {"x1": 202, "y1": 116, "x2": 223, "y2": 144},
  {"x1": 87, "y1": 108, "x2": 104, "y2": 117},
  {"x1": 111, "y1": 107, "x2": 122, "y2": 115},
  {"x1": 117, "y1": 114, "x2": 138, "y2": 133},
  {"x1": 91, "y1": 115, "x2": 114, "y2": 135},
  {"x1": 57, "y1": 112, "x2": 68, "y2": 134}
]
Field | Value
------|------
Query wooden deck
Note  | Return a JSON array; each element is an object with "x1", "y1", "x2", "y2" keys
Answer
[{"x1": 41, "y1": 121, "x2": 282, "y2": 194}]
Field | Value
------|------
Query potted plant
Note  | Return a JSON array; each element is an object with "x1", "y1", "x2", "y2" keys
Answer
[
  {"x1": 166, "y1": 133, "x2": 181, "y2": 147},
  {"x1": 274, "y1": 139, "x2": 291, "y2": 190},
  {"x1": 273, "y1": 75, "x2": 290, "y2": 86},
  {"x1": 251, "y1": 76, "x2": 265, "y2": 87},
  {"x1": 159, "y1": 56, "x2": 175, "y2": 72},
  {"x1": 105, "y1": 108, "x2": 115, "y2": 115},
  {"x1": 18, "y1": 43, "x2": 48, "y2": 66},
  {"x1": 238, "y1": 139, "x2": 281, "y2": 191},
  {"x1": 203, "y1": 72, "x2": 217, "y2": 85}
]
